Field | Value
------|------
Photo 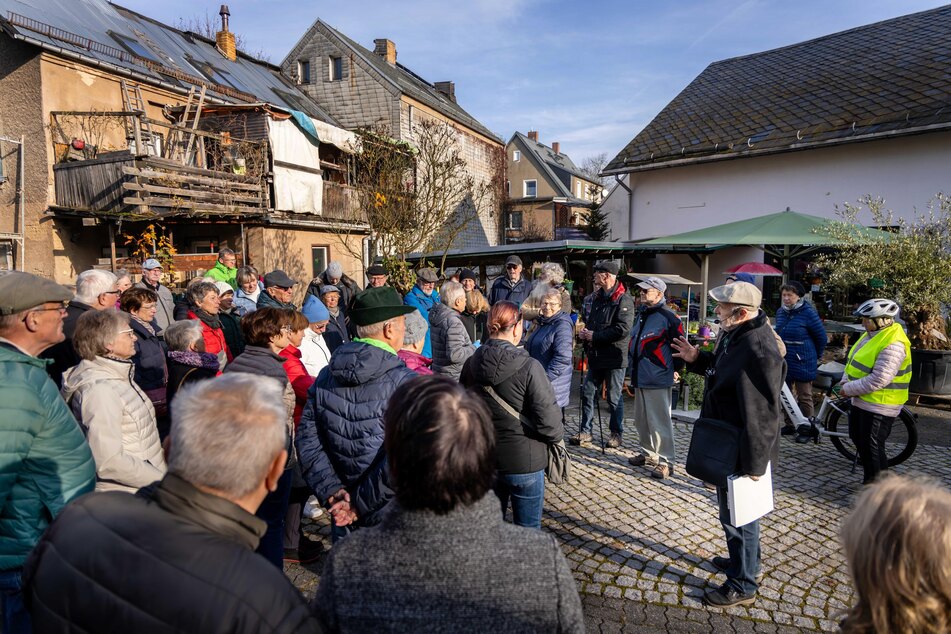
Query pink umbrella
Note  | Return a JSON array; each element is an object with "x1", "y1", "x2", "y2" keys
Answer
[{"x1": 723, "y1": 262, "x2": 783, "y2": 276}]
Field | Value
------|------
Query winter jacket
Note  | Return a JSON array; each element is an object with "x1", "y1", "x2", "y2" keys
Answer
[
  {"x1": 582, "y1": 281, "x2": 636, "y2": 371},
  {"x1": 521, "y1": 284, "x2": 572, "y2": 322},
  {"x1": 404, "y1": 286, "x2": 440, "y2": 358},
  {"x1": 297, "y1": 341, "x2": 416, "y2": 526},
  {"x1": 129, "y1": 317, "x2": 168, "y2": 391},
  {"x1": 233, "y1": 283, "x2": 262, "y2": 316},
  {"x1": 428, "y1": 302, "x2": 476, "y2": 380},
  {"x1": 687, "y1": 311, "x2": 786, "y2": 477},
  {"x1": 299, "y1": 328, "x2": 331, "y2": 377},
  {"x1": 397, "y1": 349, "x2": 433, "y2": 375},
  {"x1": 774, "y1": 301, "x2": 827, "y2": 382},
  {"x1": 460, "y1": 339, "x2": 564, "y2": 475},
  {"x1": 134, "y1": 280, "x2": 175, "y2": 333},
  {"x1": 280, "y1": 345, "x2": 315, "y2": 427},
  {"x1": 62, "y1": 356, "x2": 166, "y2": 493},
  {"x1": 324, "y1": 309, "x2": 350, "y2": 353},
  {"x1": 525, "y1": 311, "x2": 574, "y2": 407},
  {"x1": 41, "y1": 300, "x2": 96, "y2": 387},
  {"x1": 187, "y1": 310, "x2": 233, "y2": 369},
  {"x1": 166, "y1": 351, "x2": 219, "y2": 409},
  {"x1": 205, "y1": 260, "x2": 237, "y2": 289},
  {"x1": 629, "y1": 300, "x2": 684, "y2": 389},
  {"x1": 488, "y1": 275, "x2": 532, "y2": 307},
  {"x1": 257, "y1": 290, "x2": 297, "y2": 310},
  {"x1": 219, "y1": 309, "x2": 245, "y2": 358},
  {"x1": 308, "y1": 273, "x2": 361, "y2": 311},
  {"x1": 0, "y1": 343, "x2": 95, "y2": 570},
  {"x1": 24, "y1": 474, "x2": 321, "y2": 633}
]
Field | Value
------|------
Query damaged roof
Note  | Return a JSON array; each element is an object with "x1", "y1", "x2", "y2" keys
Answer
[{"x1": 605, "y1": 5, "x2": 951, "y2": 175}]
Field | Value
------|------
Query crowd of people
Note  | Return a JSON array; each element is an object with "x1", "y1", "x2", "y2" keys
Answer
[{"x1": 1, "y1": 247, "x2": 948, "y2": 632}]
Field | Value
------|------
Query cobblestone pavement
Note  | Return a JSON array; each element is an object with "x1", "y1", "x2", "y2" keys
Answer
[{"x1": 288, "y1": 381, "x2": 951, "y2": 633}]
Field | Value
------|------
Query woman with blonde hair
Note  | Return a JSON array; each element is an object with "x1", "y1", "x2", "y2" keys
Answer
[
  {"x1": 460, "y1": 288, "x2": 490, "y2": 345},
  {"x1": 840, "y1": 474, "x2": 951, "y2": 634}
]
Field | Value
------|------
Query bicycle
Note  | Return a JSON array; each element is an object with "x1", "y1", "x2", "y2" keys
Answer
[{"x1": 782, "y1": 362, "x2": 919, "y2": 469}]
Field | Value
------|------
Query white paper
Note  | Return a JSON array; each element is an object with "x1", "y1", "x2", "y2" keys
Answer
[{"x1": 727, "y1": 462, "x2": 774, "y2": 527}]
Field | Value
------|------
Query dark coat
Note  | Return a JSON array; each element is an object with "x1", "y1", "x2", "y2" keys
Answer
[
  {"x1": 41, "y1": 300, "x2": 96, "y2": 387},
  {"x1": 459, "y1": 310, "x2": 488, "y2": 345},
  {"x1": 24, "y1": 474, "x2": 321, "y2": 633},
  {"x1": 323, "y1": 310, "x2": 350, "y2": 353},
  {"x1": 629, "y1": 301, "x2": 684, "y2": 389},
  {"x1": 488, "y1": 275, "x2": 531, "y2": 307},
  {"x1": 525, "y1": 311, "x2": 574, "y2": 407},
  {"x1": 129, "y1": 318, "x2": 167, "y2": 391},
  {"x1": 257, "y1": 290, "x2": 297, "y2": 310},
  {"x1": 460, "y1": 339, "x2": 564, "y2": 475},
  {"x1": 688, "y1": 311, "x2": 786, "y2": 477},
  {"x1": 582, "y1": 281, "x2": 635, "y2": 371},
  {"x1": 297, "y1": 342, "x2": 416, "y2": 526},
  {"x1": 166, "y1": 351, "x2": 219, "y2": 408},
  {"x1": 308, "y1": 273, "x2": 361, "y2": 311},
  {"x1": 428, "y1": 302, "x2": 475, "y2": 380},
  {"x1": 219, "y1": 309, "x2": 245, "y2": 358},
  {"x1": 774, "y1": 302, "x2": 827, "y2": 382},
  {"x1": 173, "y1": 296, "x2": 195, "y2": 321}
]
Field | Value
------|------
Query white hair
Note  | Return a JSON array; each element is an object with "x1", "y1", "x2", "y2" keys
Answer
[
  {"x1": 169, "y1": 374, "x2": 287, "y2": 498},
  {"x1": 440, "y1": 281, "x2": 465, "y2": 308},
  {"x1": 164, "y1": 319, "x2": 203, "y2": 352},
  {"x1": 537, "y1": 262, "x2": 565, "y2": 285},
  {"x1": 74, "y1": 269, "x2": 117, "y2": 304},
  {"x1": 355, "y1": 319, "x2": 391, "y2": 338}
]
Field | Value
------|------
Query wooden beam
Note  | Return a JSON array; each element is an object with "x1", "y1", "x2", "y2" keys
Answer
[
  {"x1": 123, "y1": 197, "x2": 266, "y2": 215},
  {"x1": 121, "y1": 181, "x2": 263, "y2": 205},
  {"x1": 121, "y1": 166, "x2": 262, "y2": 191},
  {"x1": 142, "y1": 156, "x2": 259, "y2": 184}
]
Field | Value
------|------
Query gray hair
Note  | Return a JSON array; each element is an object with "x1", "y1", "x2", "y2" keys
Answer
[
  {"x1": 169, "y1": 374, "x2": 287, "y2": 498},
  {"x1": 74, "y1": 269, "x2": 117, "y2": 304},
  {"x1": 164, "y1": 319, "x2": 203, "y2": 352},
  {"x1": 73, "y1": 309, "x2": 129, "y2": 360},
  {"x1": 187, "y1": 281, "x2": 218, "y2": 306},
  {"x1": 537, "y1": 262, "x2": 565, "y2": 285},
  {"x1": 402, "y1": 308, "x2": 428, "y2": 345},
  {"x1": 218, "y1": 247, "x2": 235, "y2": 259},
  {"x1": 440, "y1": 281, "x2": 465, "y2": 308},
  {"x1": 236, "y1": 266, "x2": 258, "y2": 287},
  {"x1": 114, "y1": 269, "x2": 131, "y2": 284},
  {"x1": 355, "y1": 319, "x2": 390, "y2": 339}
]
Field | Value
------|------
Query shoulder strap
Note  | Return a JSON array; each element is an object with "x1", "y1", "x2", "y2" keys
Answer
[
  {"x1": 177, "y1": 367, "x2": 198, "y2": 393},
  {"x1": 481, "y1": 383, "x2": 526, "y2": 423}
]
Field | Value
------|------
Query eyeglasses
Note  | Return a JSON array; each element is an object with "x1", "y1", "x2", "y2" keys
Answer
[
  {"x1": 118, "y1": 328, "x2": 135, "y2": 338},
  {"x1": 102, "y1": 290, "x2": 121, "y2": 296},
  {"x1": 506, "y1": 264, "x2": 519, "y2": 269},
  {"x1": 140, "y1": 303, "x2": 157, "y2": 310}
]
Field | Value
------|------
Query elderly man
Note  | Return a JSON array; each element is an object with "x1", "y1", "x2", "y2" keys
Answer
[
  {"x1": 0, "y1": 272, "x2": 95, "y2": 633},
  {"x1": 488, "y1": 255, "x2": 531, "y2": 306},
  {"x1": 403, "y1": 267, "x2": 440, "y2": 359},
  {"x1": 297, "y1": 287, "x2": 416, "y2": 539},
  {"x1": 205, "y1": 247, "x2": 238, "y2": 289},
  {"x1": 134, "y1": 258, "x2": 174, "y2": 331},
  {"x1": 627, "y1": 276, "x2": 684, "y2": 479},
  {"x1": 672, "y1": 281, "x2": 785, "y2": 608},
  {"x1": 24, "y1": 374, "x2": 322, "y2": 632},
  {"x1": 257, "y1": 269, "x2": 298, "y2": 310},
  {"x1": 428, "y1": 281, "x2": 476, "y2": 379},
  {"x1": 42, "y1": 268, "x2": 119, "y2": 387},
  {"x1": 572, "y1": 260, "x2": 635, "y2": 448},
  {"x1": 366, "y1": 264, "x2": 388, "y2": 288},
  {"x1": 313, "y1": 376, "x2": 584, "y2": 632}
]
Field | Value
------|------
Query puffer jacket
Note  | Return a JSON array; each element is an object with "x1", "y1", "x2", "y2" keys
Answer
[
  {"x1": 581, "y1": 281, "x2": 635, "y2": 370},
  {"x1": 0, "y1": 344, "x2": 95, "y2": 570},
  {"x1": 525, "y1": 311, "x2": 574, "y2": 407},
  {"x1": 187, "y1": 310, "x2": 232, "y2": 370},
  {"x1": 62, "y1": 356, "x2": 166, "y2": 493},
  {"x1": 129, "y1": 317, "x2": 167, "y2": 391},
  {"x1": 324, "y1": 309, "x2": 350, "y2": 353},
  {"x1": 404, "y1": 286, "x2": 440, "y2": 358},
  {"x1": 774, "y1": 301, "x2": 827, "y2": 382},
  {"x1": 224, "y1": 346, "x2": 296, "y2": 431},
  {"x1": 219, "y1": 309, "x2": 245, "y2": 358},
  {"x1": 629, "y1": 300, "x2": 684, "y2": 389},
  {"x1": 461, "y1": 339, "x2": 564, "y2": 474},
  {"x1": 297, "y1": 341, "x2": 416, "y2": 526},
  {"x1": 428, "y1": 302, "x2": 475, "y2": 380}
]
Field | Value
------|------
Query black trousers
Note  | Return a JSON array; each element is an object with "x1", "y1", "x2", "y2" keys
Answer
[{"x1": 848, "y1": 406, "x2": 895, "y2": 484}]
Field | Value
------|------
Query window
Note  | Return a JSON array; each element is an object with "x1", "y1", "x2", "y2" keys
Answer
[
  {"x1": 576, "y1": 181, "x2": 582, "y2": 198},
  {"x1": 523, "y1": 179, "x2": 537, "y2": 198},
  {"x1": 508, "y1": 211, "x2": 523, "y2": 230},
  {"x1": 513, "y1": 150, "x2": 520, "y2": 162},
  {"x1": 312, "y1": 246, "x2": 329, "y2": 278},
  {"x1": 298, "y1": 60, "x2": 311, "y2": 84},
  {"x1": 329, "y1": 56, "x2": 343, "y2": 81},
  {"x1": 109, "y1": 31, "x2": 161, "y2": 63},
  {"x1": 0, "y1": 241, "x2": 12, "y2": 271}
]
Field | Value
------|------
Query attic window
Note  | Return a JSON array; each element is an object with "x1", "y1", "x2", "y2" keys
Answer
[
  {"x1": 298, "y1": 60, "x2": 311, "y2": 84},
  {"x1": 513, "y1": 150, "x2": 520, "y2": 162},
  {"x1": 329, "y1": 56, "x2": 343, "y2": 81},
  {"x1": 109, "y1": 31, "x2": 161, "y2": 63}
]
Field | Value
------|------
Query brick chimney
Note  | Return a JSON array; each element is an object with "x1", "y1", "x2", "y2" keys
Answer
[
  {"x1": 216, "y1": 5, "x2": 236, "y2": 62},
  {"x1": 527, "y1": 130, "x2": 538, "y2": 142},
  {"x1": 552, "y1": 141, "x2": 560, "y2": 154},
  {"x1": 373, "y1": 39, "x2": 397, "y2": 65},
  {"x1": 434, "y1": 81, "x2": 456, "y2": 103}
]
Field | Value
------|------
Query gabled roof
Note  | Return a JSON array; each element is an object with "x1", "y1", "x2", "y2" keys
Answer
[
  {"x1": 0, "y1": 0, "x2": 340, "y2": 124},
  {"x1": 508, "y1": 132, "x2": 596, "y2": 202},
  {"x1": 605, "y1": 5, "x2": 951, "y2": 175},
  {"x1": 298, "y1": 20, "x2": 500, "y2": 142}
]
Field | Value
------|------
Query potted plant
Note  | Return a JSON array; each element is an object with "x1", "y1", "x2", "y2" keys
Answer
[{"x1": 817, "y1": 194, "x2": 951, "y2": 395}]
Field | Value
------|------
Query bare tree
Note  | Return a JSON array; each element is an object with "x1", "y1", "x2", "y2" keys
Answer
[
  {"x1": 176, "y1": 12, "x2": 272, "y2": 62},
  {"x1": 579, "y1": 152, "x2": 610, "y2": 188}
]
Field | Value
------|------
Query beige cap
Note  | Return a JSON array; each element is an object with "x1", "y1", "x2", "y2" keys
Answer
[
  {"x1": 708, "y1": 281, "x2": 761, "y2": 308},
  {"x1": 0, "y1": 271, "x2": 73, "y2": 315}
]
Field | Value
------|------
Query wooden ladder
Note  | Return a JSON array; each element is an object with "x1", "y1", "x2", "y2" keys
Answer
[
  {"x1": 166, "y1": 85, "x2": 207, "y2": 165},
  {"x1": 120, "y1": 79, "x2": 157, "y2": 155}
]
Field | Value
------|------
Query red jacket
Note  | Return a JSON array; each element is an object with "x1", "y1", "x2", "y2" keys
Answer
[
  {"x1": 280, "y1": 345, "x2": 315, "y2": 426},
  {"x1": 187, "y1": 311, "x2": 232, "y2": 366}
]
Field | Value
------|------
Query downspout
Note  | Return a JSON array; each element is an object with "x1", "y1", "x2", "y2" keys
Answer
[
  {"x1": 362, "y1": 235, "x2": 371, "y2": 285},
  {"x1": 614, "y1": 174, "x2": 634, "y2": 241}
]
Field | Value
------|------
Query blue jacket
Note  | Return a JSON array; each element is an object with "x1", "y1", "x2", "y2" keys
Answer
[
  {"x1": 774, "y1": 302, "x2": 827, "y2": 382},
  {"x1": 525, "y1": 311, "x2": 574, "y2": 407},
  {"x1": 296, "y1": 342, "x2": 416, "y2": 527},
  {"x1": 488, "y1": 276, "x2": 531, "y2": 307},
  {"x1": 129, "y1": 318, "x2": 168, "y2": 391},
  {"x1": 324, "y1": 310, "x2": 350, "y2": 353},
  {"x1": 628, "y1": 301, "x2": 684, "y2": 389},
  {"x1": 404, "y1": 286, "x2": 440, "y2": 358}
]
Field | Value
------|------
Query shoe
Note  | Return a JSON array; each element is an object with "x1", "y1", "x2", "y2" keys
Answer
[
  {"x1": 283, "y1": 538, "x2": 323, "y2": 564},
  {"x1": 703, "y1": 583, "x2": 756, "y2": 607},
  {"x1": 606, "y1": 433, "x2": 622, "y2": 448},
  {"x1": 303, "y1": 496, "x2": 324, "y2": 519},
  {"x1": 628, "y1": 454, "x2": 657, "y2": 467},
  {"x1": 568, "y1": 433, "x2": 592, "y2": 446},
  {"x1": 780, "y1": 425, "x2": 797, "y2": 436},
  {"x1": 650, "y1": 463, "x2": 673, "y2": 479},
  {"x1": 702, "y1": 481, "x2": 717, "y2": 491}
]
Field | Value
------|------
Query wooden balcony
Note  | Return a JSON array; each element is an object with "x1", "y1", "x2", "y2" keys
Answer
[{"x1": 322, "y1": 180, "x2": 366, "y2": 224}]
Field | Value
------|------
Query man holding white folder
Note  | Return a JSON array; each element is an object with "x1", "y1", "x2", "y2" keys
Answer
[{"x1": 672, "y1": 281, "x2": 785, "y2": 608}]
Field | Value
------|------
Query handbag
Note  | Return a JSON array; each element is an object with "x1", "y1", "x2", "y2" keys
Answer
[
  {"x1": 685, "y1": 417, "x2": 741, "y2": 488},
  {"x1": 480, "y1": 384, "x2": 571, "y2": 484}
]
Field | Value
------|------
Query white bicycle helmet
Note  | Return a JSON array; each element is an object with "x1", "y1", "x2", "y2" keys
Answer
[{"x1": 853, "y1": 298, "x2": 900, "y2": 319}]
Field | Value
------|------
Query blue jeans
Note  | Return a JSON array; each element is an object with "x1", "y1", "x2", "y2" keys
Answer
[
  {"x1": 717, "y1": 486, "x2": 761, "y2": 595},
  {"x1": 495, "y1": 470, "x2": 545, "y2": 529},
  {"x1": 256, "y1": 469, "x2": 293, "y2": 569},
  {"x1": 0, "y1": 568, "x2": 31, "y2": 634},
  {"x1": 580, "y1": 367, "x2": 625, "y2": 435}
]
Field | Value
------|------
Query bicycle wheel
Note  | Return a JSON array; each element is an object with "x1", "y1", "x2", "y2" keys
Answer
[{"x1": 825, "y1": 401, "x2": 918, "y2": 467}]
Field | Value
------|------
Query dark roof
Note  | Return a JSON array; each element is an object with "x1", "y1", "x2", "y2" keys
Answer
[
  {"x1": 0, "y1": 0, "x2": 339, "y2": 124},
  {"x1": 605, "y1": 5, "x2": 951, "y2": 174},
  {"x1": 509, "y1": 132, "x2": 595, "y2": 198},
  {"x1": 315, "y1": 21, "x2": 500, "y2": 142}
]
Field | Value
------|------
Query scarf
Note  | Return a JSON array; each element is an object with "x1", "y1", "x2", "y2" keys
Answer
[
  {"x1": 193, "y1": 307, "x2": 222, "y2": 330},
  {"x1": 132, "y1": 315, "x2": 156, "y2": 337},
  {"x1": 782, "y1": 298, "x2": 805, "y2": 313},
  {"x1": 168, "y1": 349, "x2": 220, "y2": 370}
]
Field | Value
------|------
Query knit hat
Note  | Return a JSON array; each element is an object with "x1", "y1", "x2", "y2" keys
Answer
[
  {"x1": 402, "y1": 308, "x2": 428, "y2": 344},
  {"x1": 302, "y1": 294, "x2": 330, "y2": 323},
  {"x1": 326, "y1": 261, "x2": 343, "y2": 278},
  {"x1": 458, "y1": 268, "x2": 477, "y2": 283},
  {"x1": 784, "y1": 281, "x2": 807, "y2": 298},
  {"x1": 213, "y1": 281, "x2": 234, "y2": 296}
]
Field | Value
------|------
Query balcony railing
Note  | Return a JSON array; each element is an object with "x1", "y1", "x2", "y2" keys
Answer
[{"x1": 322, "y1": 181, "x2": 366, "y2": 224}]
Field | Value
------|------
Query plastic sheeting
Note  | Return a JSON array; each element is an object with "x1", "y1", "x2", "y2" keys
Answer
[
  {"x1": 312, "y1": 119, "x2": 357, "y2": 154},
  {"x1": 269, "y1": 117, "x2": 322, "y2": 214}
]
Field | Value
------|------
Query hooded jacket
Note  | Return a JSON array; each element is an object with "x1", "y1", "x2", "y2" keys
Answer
[
  {"x1": 428, "y1": 302, "x2": 476, "y2": 380},
  {"x1": 403, "y1": 286, "x2": 440, "y2": 358},
  {"x1": 774, "y1": 301, "x2": 827, "y2": 382},
  {"x1": 460, "y1": 339, "x2": 564, "y2": 475},
  {"x1": 62, "y1": 356, "x2": 166, "y2": 493},
  {"x1": 525, "y1": 311, "x2": 574, "y2": 407},
  {"x1": 205, "y1": 260, "x2": 237, "y2": 289}
]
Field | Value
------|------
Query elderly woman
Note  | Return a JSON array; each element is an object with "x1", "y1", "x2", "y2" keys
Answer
[
  {"x1": 521, "y1": 262, "x2": 572, "y2": 322},
  {"x1": 186, "y1": 280, "x2": 232, "y2": 370},
  {"x1": 525, "y1": 288, "x2": 574, "y2": 409},
  {"x1": 460, "y1": 289, "x2": 490, "y2": 345},
  {"x1": 119, "y1": 287, "x2": 168, "y2": 420},
  {"x1": 215, "y1": 281, "x2": 245, "y2": 358},
  {"x1": 398, "y1": 308, "x2": 433, "y2": 375},
  {"x1": 233, "y1": 265, "x2": 261, "y2": 316},
  {"x1": 62, "y1": 310, "x2": 166, "y2": 493},
  {"x1": 460, "y1": 301, "x2": 565, "y2": 529},
  {"x1": 224, "y1": 307, "x2": 296, "y2": 569},
  {"x1": 164, "y1": 319, "x2": 219, "y2": 413},
  {"x1": 775, "y1": 280, "x2": 827, "y2": 432},
  {"x1": 114, "y1": 269, "x2": 132, "y2": 309},
  {"x1": 321, "y1": 285, "x2": 350, "y2": 353},
  {"x1": 299, "y1": 294, "x2": 332, "y2": 377},
  {"x1": 429, "y1": 281, "x2": 476, "y2": 379}
]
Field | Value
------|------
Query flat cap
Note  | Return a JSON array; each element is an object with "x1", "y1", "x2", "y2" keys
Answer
[
  {"x1": 416, "y1": 268, "x2": 438, "y2": 283},
  {"x1": 319, "y1": 285, "x2": 340, "y2": 297},
  {"x1": 594, "y1": 260, "x2": 620, "y2": 276},
  {"x1": 0, "y1": 272, "x2": 72, "y2": 315},
  {"x1": 709, "y1": 281, "x2": 761, "y2": 308},
  {"x1": 263, "y1": 270, "x2": 296, "y2": 288},
  {"x1": 367, "y1": 265, "x2": 388, "y2": 277}
]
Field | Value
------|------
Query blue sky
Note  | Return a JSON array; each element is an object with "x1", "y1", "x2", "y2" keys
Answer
[{"x1": 119, "y1": 0, "x2": 947, "y2": 166}]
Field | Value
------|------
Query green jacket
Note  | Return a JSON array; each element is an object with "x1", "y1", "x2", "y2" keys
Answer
[
  {"x1": 206, "y1": 261, "x2": 237, "y2": 289},
  {"x1": 0, "y1": 344, "x2": 95, "y2": 570}
]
